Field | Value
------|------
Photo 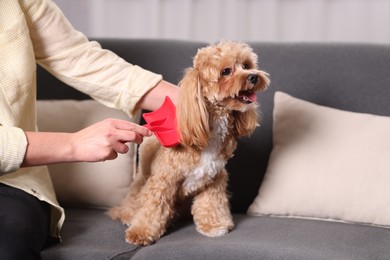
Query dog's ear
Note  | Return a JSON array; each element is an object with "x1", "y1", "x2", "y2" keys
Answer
[
  {"x1": 177, "y1": 68, "x2": 210, "y2": 149},
  {"x1": 233, "y1": 108, "x2": 259, "y2": 137}
]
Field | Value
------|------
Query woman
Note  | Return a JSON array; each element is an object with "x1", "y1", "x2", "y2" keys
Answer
[{"x1": 0, "y1": 0, "x2": 178, "y2": 259}]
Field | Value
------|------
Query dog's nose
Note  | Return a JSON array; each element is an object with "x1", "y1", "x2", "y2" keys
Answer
[{"x1": 247, "y1": 74, "x2": 259, "y2": 85}]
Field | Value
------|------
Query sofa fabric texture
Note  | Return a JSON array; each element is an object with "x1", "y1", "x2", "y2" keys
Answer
[{"x1": 39, "y1": 39, "x2": 390, "y2": 259}]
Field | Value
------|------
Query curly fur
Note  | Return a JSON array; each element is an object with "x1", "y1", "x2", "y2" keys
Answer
[{"x1": 108, "y1": 41, "x2": 270, "y2": 246}]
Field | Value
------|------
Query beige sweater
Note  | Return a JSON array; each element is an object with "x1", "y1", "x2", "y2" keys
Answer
[{"x1": 0, "y1": 0, "x2": 162, "y2": 238}]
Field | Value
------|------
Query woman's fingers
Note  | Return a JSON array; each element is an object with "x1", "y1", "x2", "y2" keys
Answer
[
  {"x1": 110, "y1": 119, "x2": 152, "y2": 137},
  {"x1": 70, "y1": 119, "x2": 153, "y2": 162},
  {"x1": 107, "y1": 119, "x2": 152, "y2": 145}
]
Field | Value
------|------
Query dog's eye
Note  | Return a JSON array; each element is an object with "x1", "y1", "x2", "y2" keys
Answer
[
  {"x1": 221, "y1": 68, "x2": 232, "y2": 76},
  {"x1": 242, "y1": 63, "x2": 250, "y2": 70}
]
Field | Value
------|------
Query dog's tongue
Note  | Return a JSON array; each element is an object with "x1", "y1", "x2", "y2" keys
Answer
[{"x1": 239, "y1": 91, "x2": 257, "y2": 103}]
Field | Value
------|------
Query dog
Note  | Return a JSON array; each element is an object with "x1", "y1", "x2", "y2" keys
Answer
[{"x1": 108, "y1": 41, "x2": 270, "y2": 246}]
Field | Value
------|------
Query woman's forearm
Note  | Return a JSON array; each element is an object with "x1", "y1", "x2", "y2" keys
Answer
[
  {"x1": 136, "y1": 80, "x2": 179, "y2": 111},
  {"x1": 22, "y1": 119, "x2": 152, "y2": 167},
  {"x1": 22, "y1": 131, "x2": 74, "y2": 167}
]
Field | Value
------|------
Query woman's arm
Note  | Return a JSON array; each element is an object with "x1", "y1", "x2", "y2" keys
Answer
[
  {"x1": 22, "y1": 119, "x2": 152, "y2": 167},
  {"x1": 15, "y1": 0, "x2": 180, "y2": 170}
]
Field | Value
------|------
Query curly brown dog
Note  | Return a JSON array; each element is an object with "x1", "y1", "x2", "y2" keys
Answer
[{"x1": 109, "y1": 41, "x2": 270, "y2": 246}]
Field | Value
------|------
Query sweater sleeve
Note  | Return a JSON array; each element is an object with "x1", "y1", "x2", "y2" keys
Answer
[
  {"x1": 22, "y1": 0, "x2": 162, "y2": 116},
  {"x1": 0, "y1": 127, "x2": 28, "y2": 174}
]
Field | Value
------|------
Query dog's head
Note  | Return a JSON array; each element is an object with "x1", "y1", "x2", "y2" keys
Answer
[{"x1": 177, "y1": 41, "x2": 270, "y2": 149}]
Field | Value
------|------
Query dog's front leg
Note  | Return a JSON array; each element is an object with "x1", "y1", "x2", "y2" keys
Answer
[
  {"x1": 125, "y1": 169, "x2": 181, "y2": 246},
  {"x1": 191, "y1": 169, "x2": 234, "y2": 237},
  {"x1": 107, "y1": 172, "x2": 147, "y2": 226}
]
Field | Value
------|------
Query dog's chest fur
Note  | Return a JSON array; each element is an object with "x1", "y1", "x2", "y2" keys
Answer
[{"x1": 182, "y1": 116, "x2": 230, "y2": 194}]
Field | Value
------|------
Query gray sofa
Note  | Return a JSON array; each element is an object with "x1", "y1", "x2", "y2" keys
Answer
[{"x1": 40, "y1": 39, "x2": 390, "y2": 259}]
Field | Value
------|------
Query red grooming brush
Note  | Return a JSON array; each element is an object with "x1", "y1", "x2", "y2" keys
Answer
[{"x1": 142, "y1": 96, "x2": 181, "y2": 148}]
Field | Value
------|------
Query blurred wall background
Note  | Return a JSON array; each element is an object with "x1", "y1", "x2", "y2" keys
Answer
[{"x1": 54, "y1": 0, "x2": 390, "y2": 43}]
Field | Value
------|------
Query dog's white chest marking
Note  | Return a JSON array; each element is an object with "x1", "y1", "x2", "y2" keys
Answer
[{"x1": 182, "y1": 116, "x2": 229, "y2": 193}]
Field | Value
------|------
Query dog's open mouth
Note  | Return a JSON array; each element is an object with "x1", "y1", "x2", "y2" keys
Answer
[{"x1": 235, "y1": 90, "x2": 257, "y2": 104}]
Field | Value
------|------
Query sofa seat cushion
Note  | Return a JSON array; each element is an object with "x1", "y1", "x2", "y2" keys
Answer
[
  {"x1": 133, "y1": 215, "x2": 390, "y2": 260},
  {"x1": 41, "y1": 208, "x2": 139, "y2": 260},
  {"x1": 42, "y1": 209, "x2": 390, "y2": 260}
]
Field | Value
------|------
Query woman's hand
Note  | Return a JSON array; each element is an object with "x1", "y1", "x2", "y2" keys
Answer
[
  {"x1": 69, "y1": 119, "x2": 151, "y2": 162},
  {"x1": 22, "y1": 119, "x2": 152, "y2": 167}
]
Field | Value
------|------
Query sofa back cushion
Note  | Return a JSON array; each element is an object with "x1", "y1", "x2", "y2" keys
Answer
[{"x1": 248, "y1": 91, "x2": 390, "y2": 228}]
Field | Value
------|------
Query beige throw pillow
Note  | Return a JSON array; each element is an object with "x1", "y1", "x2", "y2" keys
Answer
[
  {"x1": 37, "y1": 100, "x2": 139, "y2": 209},
  {"x1": 248, "y1": 91, "x2": 390, "y2": 228}
]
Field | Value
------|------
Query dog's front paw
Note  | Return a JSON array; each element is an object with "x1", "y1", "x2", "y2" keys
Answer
[
  {"x1": 196, "y1": 222, "x2": 234, "y2": 237},
  {"x1": 125, "y1": 226, "x2": 158, "y2": 246}
]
